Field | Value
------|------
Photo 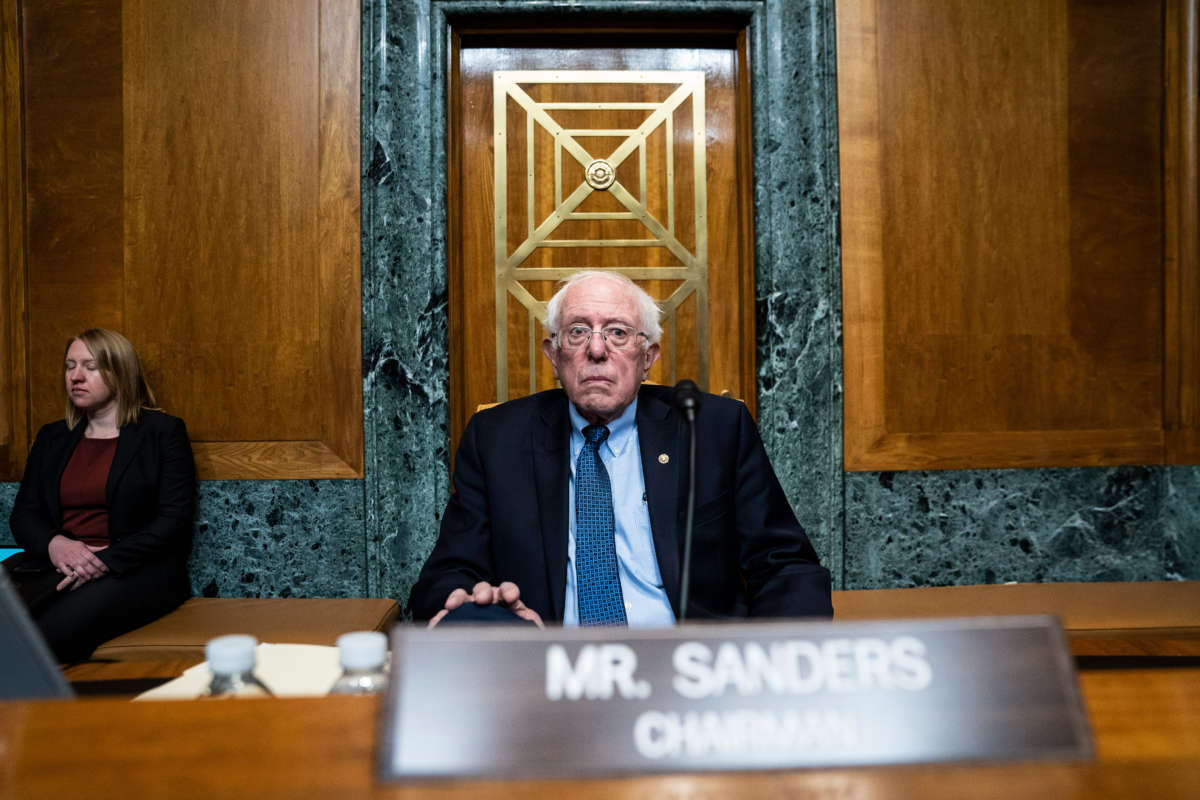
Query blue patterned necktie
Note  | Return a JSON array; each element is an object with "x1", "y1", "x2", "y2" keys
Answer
[{"x1": 575, "y1": 424, "x2": 627, "y2": 626}]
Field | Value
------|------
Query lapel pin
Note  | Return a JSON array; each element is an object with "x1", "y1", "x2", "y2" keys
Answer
[{"x1": 657, "y1": 453, "x2": 670, "y2": 464}]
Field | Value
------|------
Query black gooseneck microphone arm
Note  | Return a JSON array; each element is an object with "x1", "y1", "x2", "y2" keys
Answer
[{"x1": 671, "y1": 380, "x2": 701, "y2": 622}]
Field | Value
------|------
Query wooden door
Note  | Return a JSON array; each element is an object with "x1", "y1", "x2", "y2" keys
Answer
[{"x1": 448, "y1": 27, "x2": 756, "y2": 450}]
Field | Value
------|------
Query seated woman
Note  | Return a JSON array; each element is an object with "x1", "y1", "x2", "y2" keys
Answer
[{"x1": 5, "y1": 329, "x2": 195, "y2": 662}]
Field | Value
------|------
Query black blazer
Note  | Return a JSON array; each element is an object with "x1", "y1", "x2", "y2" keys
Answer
[
  {"x1": 10, "y1": 410, "x2": 196, "y2": 577},
  {"x1": 408, "y1": 384, "x2": 832, "y2": 622}
]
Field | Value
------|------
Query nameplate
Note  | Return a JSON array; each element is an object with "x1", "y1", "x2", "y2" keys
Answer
[{"x1": 377, "y1": 616, "x2": 1092, "y2": 780}]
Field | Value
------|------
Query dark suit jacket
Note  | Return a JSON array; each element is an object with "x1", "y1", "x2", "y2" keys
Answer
[
  {"x1": 9, "y1": 410, "x2": 196, "y2": 579},
  {"x1": 408, "y1": 384, "x2": 832, "y2": 622}
]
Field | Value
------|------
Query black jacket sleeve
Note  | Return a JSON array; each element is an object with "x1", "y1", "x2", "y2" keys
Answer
[
  {"x1": 9, "y1": 423, "x2": 68, "y2": 559},
  {"x1": 406, "y1": 414, "x2": 495, "y2": 620},
  {"x1": 96, "y1": 414, "x2": 196, "y2": 575},
  {"x1": 729, "y1": 403, "x2": 833, "y2": 618}
]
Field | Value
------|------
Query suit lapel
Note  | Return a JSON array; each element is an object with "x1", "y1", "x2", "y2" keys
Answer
[
  {"x1": 106, "y1": 418, "x2": 146, "y2": 505},
  {"x1": 637, "y1": 388, "x2": 683, "y2": 617},
  {"x1": 533, "y1": 392, "x2": 570, "y2": 621}
]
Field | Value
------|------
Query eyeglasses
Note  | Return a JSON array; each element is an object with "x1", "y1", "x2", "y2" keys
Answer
[{"x1": 554, "y1": 324, "x2": 647, "y2": 352}]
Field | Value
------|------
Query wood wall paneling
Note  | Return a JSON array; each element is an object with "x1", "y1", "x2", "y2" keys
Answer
[
  {"x1": 7, "y1": 0, "x2": 362, "y2": 480},
  {"x1": 123, "y1": 0, "x2": 322, "y2": 442},
  {"x1": 1066, "y1": 1, "x2": 1163, "y2": 434},
  {"x1": 122, "y1": 0, "x2": 362, "y2": 479},
  {"x1": 21, "y1": 0, "x2": 125, "y2": 473},
  {"x1": 0, "y1": 0, "x2": 25, "y2": 479},
  {"x1": 1166, "y1": 0, "x2": 1200, "y2": 463},
  {"x1": 448, "y1": 25, "x2": 757, "y2": 451},
  {"x1": 317, "y1": 0, "x2": 364, "y2": 475},
  {"x1": 734, "y1": 27, "x2": 756, "y2": 401},
  {"x1": 837, "y1": 0, "x2": 888, "y2": 467},
  {"x1": 839, "y1": 0, "x2": 1171, "y2": 470}
]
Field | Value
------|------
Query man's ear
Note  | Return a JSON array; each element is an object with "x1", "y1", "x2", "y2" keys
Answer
[
  {"x1": 641, "y1": 342, "x2": 661, "y2": 378},
  {"x1": 541, "y1": 338, "x2": 561, "y2": 380}
]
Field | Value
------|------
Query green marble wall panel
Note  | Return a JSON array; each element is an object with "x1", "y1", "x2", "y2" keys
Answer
[
  {"x1": 1, "y1": 480, "x2": 367, "y2": 597},
  {"x1": 189, "y1": 481, "x2": 367, "y2": 598},
  {"x1": 361, "y1": 0, "x2": 452, "y2": 605},
  {"x1": 751, "y1": 0, "x2": 844, "y2": 581},
  {"x1": 0, "y1": 484, "x2": 15, "y2": 547},
  {"x1": 843, "y1": 468, "x2": 1168, "y2": 589},
  {"x1": 1166, "y1": 467, "x2": 1200, "y2": 580}
]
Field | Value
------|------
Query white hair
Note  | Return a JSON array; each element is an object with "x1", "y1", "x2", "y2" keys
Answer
[{"x1": 544, "y1": 270, "x2": 663, "y2": 347}]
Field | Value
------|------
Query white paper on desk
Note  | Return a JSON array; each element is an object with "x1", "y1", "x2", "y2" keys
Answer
[{"x1": 134, "y1": 643, "x2": 341, "y2": 701}]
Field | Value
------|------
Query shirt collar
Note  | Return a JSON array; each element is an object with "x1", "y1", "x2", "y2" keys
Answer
[{"x1": 568, "y1": 396, "x2": 638, "y2": 458}]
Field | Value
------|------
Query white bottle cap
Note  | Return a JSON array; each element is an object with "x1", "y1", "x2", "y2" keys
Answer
[
  {"x1": 206, "y1": 634, "x2": 258, "y2": 674},
  {"x1": 337, "y1": 631, "x2": 388, "y2": 671}
]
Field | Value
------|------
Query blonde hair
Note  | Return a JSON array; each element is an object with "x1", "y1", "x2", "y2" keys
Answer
[{"x1": 63, "y1": 329, "x2": 158, "y2": 429}]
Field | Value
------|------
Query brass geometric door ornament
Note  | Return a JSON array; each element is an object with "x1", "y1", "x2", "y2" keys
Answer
[{"x1": 493, "y1": 70, "x2": 708, "y2": 400}]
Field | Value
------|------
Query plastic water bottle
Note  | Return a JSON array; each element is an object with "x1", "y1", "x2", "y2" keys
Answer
[
  {"x1": 205, "y1": 634, "x2": 274, "y2": 698},
  {"x1": 329, "y1": 631, "x2": 389, "y2": 695}
]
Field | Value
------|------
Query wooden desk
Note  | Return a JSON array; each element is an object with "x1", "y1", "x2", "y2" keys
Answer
[
  {"x1": 1070, "y1": 627, "x2": 1200, "y2": 658},
  {"x1": 834, "y1": 581, "x2": 1200, "y2": 657},
  {"x1": 832, "y1": 580, "x2": 1199, "y2": 631},
  {"x1": 2, "y1": 666, "x2": 1197, "y2": 799},
  {"x1": 62, "y1": 659, "x2": 203, "y2": 699}
]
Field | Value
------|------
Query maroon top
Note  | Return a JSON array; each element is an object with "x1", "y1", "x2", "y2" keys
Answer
[{"x1": 59, "y1": 437, "x2": 118, "y2": 548}]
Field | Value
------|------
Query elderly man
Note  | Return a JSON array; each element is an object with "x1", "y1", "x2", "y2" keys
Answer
[{"x1": 408, "y1": 270, "x2": 832, "y2": 626}]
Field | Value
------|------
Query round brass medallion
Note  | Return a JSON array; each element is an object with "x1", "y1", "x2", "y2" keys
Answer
[{"x1": 585, "y1": 159, "x2": 616, "y2": 190}]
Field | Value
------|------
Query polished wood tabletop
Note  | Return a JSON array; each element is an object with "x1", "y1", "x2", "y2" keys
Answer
[
  {"x1": 2, "y1": 665, "x2": 1197, "y2": 799},
  {"x1": 61, "y1": 658, "x2": 203, "y2": 699}
]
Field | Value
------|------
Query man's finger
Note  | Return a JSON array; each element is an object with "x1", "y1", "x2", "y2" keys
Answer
[
  {"x1": 443, "y1": 588, "x2": 470, "y2": 611},
  {"x1": 500, "y1": 582, "x2": 545, "y2": 628},
  {"x1": 497, "y1": 581, "x2": 522, "y2": 606},
  {"x1": 470, "y1": 581, "x2": 497, "y2": 605},
  {"x1": 511, "y1": 602, "x2": 545, "y2": 629}
]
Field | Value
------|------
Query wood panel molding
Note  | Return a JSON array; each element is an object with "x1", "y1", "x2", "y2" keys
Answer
[
  {"x1": 837, "y1": 0, "x2": 888, "y2": 470},
  {"x1": 0, "y1": 0, "x2": 27, "y2": 480},
  {"x1": 192, "y1": 442, "x2": 359, "y2": 481},
  {"x1": 839, "y1": 0, "x2": 1176, "y2": 471},
  {"x1": 317, "y1": 0, "x2": 365, "y2": 477},
  {"x1": 1166, "y1": 0, "x2": 1200, "y2": 464},
  {"x1": 852, "y1": 430, "x2": 1166, "y2": 473}
]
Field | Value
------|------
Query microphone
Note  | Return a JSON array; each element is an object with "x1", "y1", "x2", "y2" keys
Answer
[
  {"x1": 671, "y1": 379, "x2": 702, "y2": 422},
  {"x1": 671, "y1": 380, "x2": 701, "y2": 621}
]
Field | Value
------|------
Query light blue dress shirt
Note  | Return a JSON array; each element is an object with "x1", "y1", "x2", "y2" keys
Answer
[{"x1": 563, "y1": 398, "x2": 676, "y2": 628}]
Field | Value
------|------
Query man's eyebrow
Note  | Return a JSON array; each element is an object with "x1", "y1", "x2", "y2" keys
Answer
[{"x1": 565, "y1": 316, "x2": 636, "y2": 326}]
